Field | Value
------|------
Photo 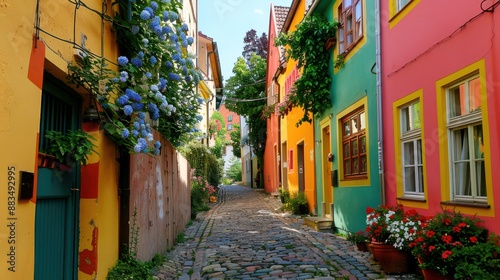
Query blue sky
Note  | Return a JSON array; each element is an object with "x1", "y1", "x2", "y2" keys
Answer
[{"x1": 199, "y1": 0, "x2": 293, "y2": 83}]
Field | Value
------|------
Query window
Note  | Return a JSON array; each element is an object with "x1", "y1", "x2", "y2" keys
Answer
[
  {"x1": 338, "y1": 0, "x2": 363, "y2": 54},
  {"x1": 227, "y1": 124, "x2": 232, "y2": 131},
  {"x1": 289, "y1": 149, "x2": 294, "y2": 170},
  {"x1": 228, "y1": 115, "x2": 233, "y2": 122},
  {"x1": 400, "y1": 101, "x2": 424, "y2": 196},
  {"x1": 397, "y1": 0, "x2": 411, "y2": 12},
  {"x1": 341, "y1": 108, "x2": 367, "y2": 178},
  {"x1": 446, "y1": 75, "x2": 486, "y2": 202}
]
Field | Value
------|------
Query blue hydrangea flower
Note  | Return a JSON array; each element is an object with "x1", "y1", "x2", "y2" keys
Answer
[
  {"x1": 131, "y1": 25, "x2": 140, "y2": 34},
  {"x1": 162, "y1": 26, "x2": 172, "y2": 34},
  {"x1": 169, "y1": 73, "x2": 181, "y2": 81},
  {"x1": 159, "y1": 77, "x2": 167, "y2": 90},
  {"x1": 112, "y1": 77, "x2": 119, "y2": 83},
  {"x1": 160, "y1": 34, "x2": 167, "y2": 41},
  {"x1": 145, "y1": 72, "x2": 152, "y2": 79},
  {"x1": 152, "y1": 25, "x2": 162, "y2": 36},
  {"x1": 151, "y1": 85, "x2": 159, "y2": 92},
  {"x1": 182, "y1": 66, "x2": 188, "y2": 75},
  {"x1": 180, "y1": 32, "x2": 186, "y2": 40},
  {"x1": 154, "y1": 148, "x2": 160, "y2": 156},
  {"x1": 144, "y1": 7, "x2": 154, "y2": 17},
  {"x1": 131, "y1": 102, "x2": 144, "y2": 111},
  {"x1": 141, "y1": 129, "x2": 148, "y2": 137},
  {"x1": 140, "y1": 10, "x2": 151, "y2": 20},
  {"x1": 150, "y1": 16, "x2": 160, "y2": 28},
  {"x1": 120, "y1": 71, "x2": 129, "y2": 82},
  {"x1": 170, "y1": 34, "x2": 178, "y2": 43},
  {"x1": 161, "y1": 0, "x2": 171, "y2": 4},
  {"x1": 117, "y1": 56, "x2": 128, "y2": 66},
  {"x1": 172, "y1": 53, "x2": 181, "y2": 62},
  {"x1": 117, "y1": 95, "x2": 129, "y2": 105},
  {"x1": 138, "y1": 51, "x2": 144, "y2": 58},
  {"x1": 187, "y1": 37, "x2": 194, "y2": 45},
  {"x1": 181, "y1": 40, "x2": 188, "y2": 48},
  {"x1": 138, "y1": 112, "x2": 145, "y2": 119},
  {"x1": 154, "y1": 141, "x2": 161, "y2": 149},
  {"x1": 181, "y1": 23, "x2": 189, "y2": 32},
  {"x1": 142, "y1": 38, "x2": 149, "y2": 46},
  {"x1": 165, "y1": 61, "x2": 173, "y2": 69},
  {"x1": 179, "y1": 58, "x2": 186, "y2": 65},
  {"x1": 150, "y1": 56, "x2": 157, "y2": 65},
  {"x1": 169, "y1": 11, "x2": 178, "y2": 21},
  {"x1": 150, "y1": 1, "x2": 158, "y2": 11},
  {"x1": 122, "y1": 128, "x2": 130, "y2": 138},
  {"x1": 125, "y1": 88, "x2": 141, "y2": 102},
  {"x1": 132, "y1": 130, "x2": 139, "y2": 137},
  {"x1": 147, "y1": 133, "x2": 154, "y2": 141},
  {"x1": 133, "y1": 122, "x2": 140, "y2": 130},
  {"x1": 185, "y1": 75, "x2": 192, "y2": 82},
  {"x1": 131, "y1": 57, "x2": 142, "y2": 67},
  {"x1": 124, "y1": 105, "x2": 133, "y2": 116}
]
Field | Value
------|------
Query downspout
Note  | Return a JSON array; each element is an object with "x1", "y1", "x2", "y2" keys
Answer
[{"x1": 375, "y1": 0, "x2": 386, "y2": 205}]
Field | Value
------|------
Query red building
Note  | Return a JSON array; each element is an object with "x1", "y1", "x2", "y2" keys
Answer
[{"x1": 263, "y1": 4, "x2": 290, "y2": 194}]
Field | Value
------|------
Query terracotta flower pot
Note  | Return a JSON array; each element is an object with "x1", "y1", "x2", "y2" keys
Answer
[
  {"x1": 356, "y1": 242, "x2": 369, "y2": 252},
  {"x1": 369, "y1": 242, "x2": 412, "y2": 274},
  {"x1": 417, "y1": 257, "x2": 454, "y2": 280}
]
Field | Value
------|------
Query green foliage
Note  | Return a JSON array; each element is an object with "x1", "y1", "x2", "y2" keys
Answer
[
  {"x1": 185, "y1": 143, "x2": 222, "y2": 187},
  {"x1": 208, "y1": 112, "x2": 227, "y2": 159},
  {"x1": 283, "y1": 192, "x2": 308, "y2": 215},
  {"x1": 68, "y1": 0, "x2": 202, "y2": 152},
  {"x1": 225, "y1": 157, "x2": 242, "y2": 182},
  {"x1": 276, "y1": 14, "x2": 339, "y2": 125},
  {"x1": 451, "y1": 240, "x2": 500, "y2": 279},
  {"x1": 107, "y1": 208, "x2": 162, "y2": 280},
  {"x1": 44, "y1": 129, "x2": 98, "y2": 166},
  {"x1": 229, "y1": 124, "x2": 241, "y2": 158},
  {"x1": 279, "y1": 188, "x2": 290, "y2": 204},
  {"x1": 176, "y1": 232, "x2": 186, "y2": 244}
]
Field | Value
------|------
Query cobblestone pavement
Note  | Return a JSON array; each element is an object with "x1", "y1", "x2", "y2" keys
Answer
[{"x1": 152, "y1": 185, "x2": 421, "y2": 280}]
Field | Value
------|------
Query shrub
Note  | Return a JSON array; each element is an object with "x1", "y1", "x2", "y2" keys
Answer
[{"x1": 285, "y1": 192, "x2": 308, "y2": 215}]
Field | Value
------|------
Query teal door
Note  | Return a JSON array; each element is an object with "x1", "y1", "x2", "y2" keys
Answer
[{"x1": 35, "y1": 75, "x2": 81, "y2": 280}]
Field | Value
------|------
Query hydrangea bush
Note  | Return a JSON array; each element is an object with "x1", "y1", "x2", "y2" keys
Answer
[{"x1": 68, "y1": 0, "x2": 203, "y2": 154}]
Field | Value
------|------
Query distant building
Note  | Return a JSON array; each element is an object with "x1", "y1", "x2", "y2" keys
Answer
[{"x1": 219, "y1": 104, "x2": 241, "y2": 174}]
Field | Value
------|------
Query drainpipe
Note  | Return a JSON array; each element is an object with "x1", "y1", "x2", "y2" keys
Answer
[{"x1": 375, "y1": 0, "x2": 386, "y2": 205}]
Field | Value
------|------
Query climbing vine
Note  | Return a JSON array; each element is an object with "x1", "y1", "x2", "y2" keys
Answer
[{"x1": 276, "y1": 14, "x2": 339, "y2": 125}]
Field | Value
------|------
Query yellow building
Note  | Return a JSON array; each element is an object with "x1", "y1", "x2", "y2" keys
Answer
[
  {"x1": 0, "y1": 1, "x2": 197, "y2": 279},
  {"x1": 277, "y1": 0, "x2": 317, "y2": 214}
]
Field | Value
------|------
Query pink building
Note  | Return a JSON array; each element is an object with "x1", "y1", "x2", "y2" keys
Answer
[{"x1": 381, "y1": 0, "x2": 500, "y2": 233}]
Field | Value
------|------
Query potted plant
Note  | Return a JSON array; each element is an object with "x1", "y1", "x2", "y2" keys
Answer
[
  {"x1": 44, "y1": 129, "x2": 98, "y2": 169},
  {"x1": 348, "y1": 230, "x2": 369, "y2": 252},
  {"x1": 279, "y1": 187, "x2": 290, "y2": 204},
  {"x1": 365, "y1": 204, "x2": 415, "y2": 274},
  {"x1": 285, "y1": 192, "x2": 308, "y2": 215},
  {"x1": 410, "y1": 209, "x2": 489, "y2": 279}
]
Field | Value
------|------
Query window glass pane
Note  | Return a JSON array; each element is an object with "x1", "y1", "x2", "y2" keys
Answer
[
  {"x1": 345, "y1": 159, "x2": 351, "y2": 175},
  {"x1": 412, "y1": 101, "x2": 422, "y2": 129},
  {"x1": 360, "y1": 155, "x2": 367, "y2": 172},
  {"x1": 416, "y1": 139, "x2": 422, "y2": 164},
  {"x1": 360, "y1": 136, "x2": 366, "y2": 154},
  {"x1": 353, "y1": 158, "x2": 359, "y2": 173},
  {"x1": 398, "y1": 0, "x2": 411, "y2": 11},
  {"x1": 344, "y1": 0, "x2": 352, "y2": 8},
  {"x1": 476, "y1": 161, "x2": 486, "y2": 197},
  {"x1": 469, "y1": 77, "x2": 481, "y2": 113},
  {"x1": 454, "y1": 162, "x2": 471, "y2": 196},
  {"x1": 360, "y1": 111, "x2": 366, "y2": 130},
  {"x1": 351, "y1": 117, "x2": 359, "y2": 134},
  {"x1": 347, "y1": 33, "x2": 353, "y2": 45},
  {"x1": 344, "y1": 121, "x2": 350, "y2": 136},
  {"x1": 343, "y1": 142, "x2": 350, "y2": 157},
  {"x1": 404, "y1": 167, "x2": 416, "y2": 192},
  {"x1": 418, "y1": 166, "x2": 424, "y2": 192},
  {"x1": 355, "y1": 1, "x2": 362, "y2": 21},
  {"x1": 449, "y1": 83, "x2": 466, "y2": 117},
  {"x1": 473, "y1": 125, "x2": 484, "y2": 160},
  {"x1": 352, "y1": 139, "x2": 358, "y2": 156},
  {"x1": 453, "y1": 128, "x2": 470, "y2": 161},
  {"x1": 401, "y1": 107, "x2": 410, "y2": 132},
  {"x1": 403, "y1": 141, "x2": 414, "y2": 165},
  {"x1": 346, "y1": 15, "x2": 352, "y2": 31}
]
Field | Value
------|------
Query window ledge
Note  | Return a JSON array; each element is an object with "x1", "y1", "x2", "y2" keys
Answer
[
  {"x1": 397, "y1": 196, "x2": 426, "y2": 202},
  {"x1": 441, "y1": 200, "x2": 490, "y2": 209}
]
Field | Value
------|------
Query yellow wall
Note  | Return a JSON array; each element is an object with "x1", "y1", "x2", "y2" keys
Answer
[
  {"x1": 0, "y1": 1, "x2": 120, "y2": 278},
  {"x1": 279, "y1": 0, "x2": 316, "y2": 212}
]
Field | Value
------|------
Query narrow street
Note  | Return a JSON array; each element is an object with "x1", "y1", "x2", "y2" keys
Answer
[{"x1": 152, "y1": 185, "x2": 420, "y2": 280}]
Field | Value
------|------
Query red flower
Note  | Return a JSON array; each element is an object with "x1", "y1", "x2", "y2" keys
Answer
[
  {"x1": 365, "y1": 206, "x2": 374, "y2": 214},
  {"x1": 470, "y1": 236, "x2": 477, "y2": 243},
  {"x1": 442, "y1": 250, "x2": 452, "y2": 259},
  {"x1": 426, "y1": 230, "x2": 435, "y2": 238},
  {"x1": 453, "y1": 226, "x2": 461, "y2": 233},
  {"x1": 458, "y1": 222, "x2": 467, "y2": 228},
  {"x1": 428, "y1": 245, "x2": 436, "y2": 252},
  {"x1": 441, "y1": 234, "x2": 453, "y2": 244},
  {"x1": 443, "y1": 218, "x2": 452, "y2": 225}
]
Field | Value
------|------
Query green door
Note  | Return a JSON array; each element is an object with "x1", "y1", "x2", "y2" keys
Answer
[{"x1": 35, "y1": 75, "x2": 81, "y2": 280}]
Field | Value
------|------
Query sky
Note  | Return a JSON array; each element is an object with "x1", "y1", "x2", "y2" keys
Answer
[{"x1": 198, "y1": 0, "x2": 293, "y2": 84}]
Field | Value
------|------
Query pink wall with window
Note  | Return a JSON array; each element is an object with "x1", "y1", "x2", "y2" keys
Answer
[{"x1": 381, "y1": 0, "x2": 500, "y2": 232}]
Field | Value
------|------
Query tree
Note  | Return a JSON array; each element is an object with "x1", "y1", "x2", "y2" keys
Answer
[
  {"x1": 208, "y1": 111, "x2": 226, "y2": 158},
  {"x1": 242, "y1": 29, "x2": 268, "y2": 61},
  {"x1": 225, "y1": 157, "x2": 242, "y2": 182},
  {"x1": 229, "y1": 124, "x2": 241, "y2": 158}
]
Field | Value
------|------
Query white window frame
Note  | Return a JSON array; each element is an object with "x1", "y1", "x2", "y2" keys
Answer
[
  {"x1": 396, "y1": 0, "x2": 412, "y2": 13},
  {"x1": 400, "y1": 100, "x2": 424, "y2": 197},
  {"x1": 446, "y1": 75, "x2": 486, "y2": 203}
]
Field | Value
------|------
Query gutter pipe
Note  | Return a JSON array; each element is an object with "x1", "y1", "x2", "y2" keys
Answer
[{"x1": 375, "y1": 0, "x2": 386, "y2": 205}]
